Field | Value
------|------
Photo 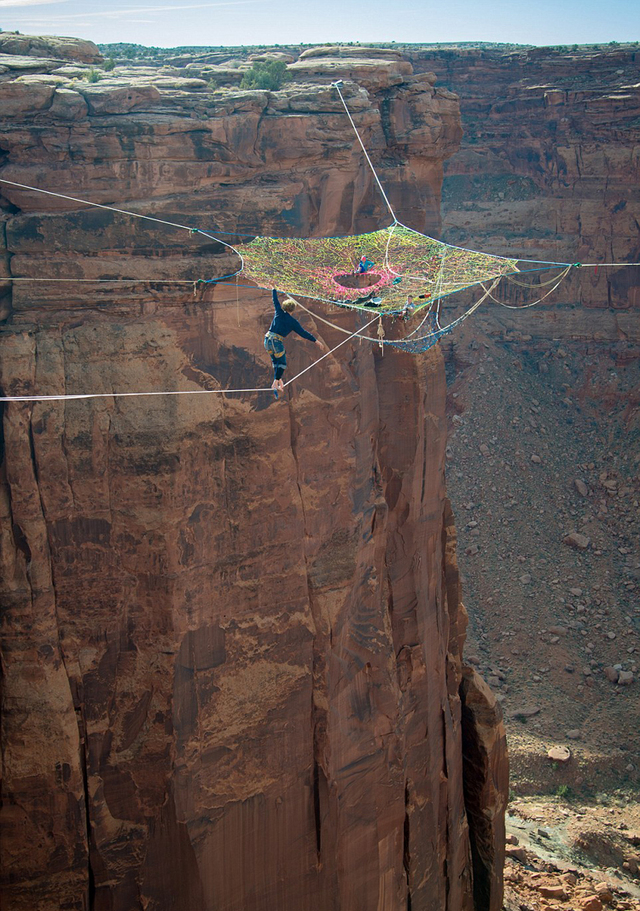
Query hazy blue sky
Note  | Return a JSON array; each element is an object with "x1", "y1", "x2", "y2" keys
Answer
[{"x1": 0, "y1": 0, "x2": 637, "y2": 48}]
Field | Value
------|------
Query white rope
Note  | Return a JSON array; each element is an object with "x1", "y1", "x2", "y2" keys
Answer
[
  {"x1": 4, "y1": 277, "x2": 209, "y2": 284},
  {"x1": 283, "y1": 315, "x2": 379, "y2": 387},
  {"x1": 504, "y1": 265, "x2": 573, "y2": 290},
  {"x1": 390, "y1": 279, "x2": 501, "y2": 348},
  {"x1": 0, "y1": 176, "x2": 245, "y2": 275},
  {"x1": 0, "y1": 386, "x2": 266, "y2": 403},
  {"x1": 0, "y1": 315, "x2": 380, "y2": 403},
  {"x1": 481, "y1": 266, "x2": 572, "y2": 309},
  {"x1": 331, "y1": 81, "x2": 398, "y2": 225},
  {"x1": 576, "y1": 261, "x2": 640, "y2": 268}
]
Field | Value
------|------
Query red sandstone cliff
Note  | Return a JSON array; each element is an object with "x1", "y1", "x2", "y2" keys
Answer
[
  {"x1": 0, "y1": 43, "x2": 507, "y2": 911},
  {"x1": 407, "y1": 44, "x2": 640, "y2": 344}
]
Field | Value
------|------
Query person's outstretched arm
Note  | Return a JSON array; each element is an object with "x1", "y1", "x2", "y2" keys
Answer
[
  {"x1": 289, "y1": 318, "x2": 328, "y2": 350},
  {"x1": 272, "y1": 288, "x2": 283, "y2": 315},
  {"x1": 288, "y1": 315, "x2": 316, "y2": 343}
]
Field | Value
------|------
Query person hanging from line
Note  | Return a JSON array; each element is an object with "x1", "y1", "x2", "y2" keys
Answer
[{"x1": 264, "y1": 289, "x2": 326, "y2": 397}]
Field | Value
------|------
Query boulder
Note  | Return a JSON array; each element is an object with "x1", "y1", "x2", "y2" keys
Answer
[
  {"x1": 539, "y1": 884, "x2": 568, "y2": 899},
  {"x1": 0, "y1": 32, "x2": 101, "y2": 63},
  {"x1": 505, "y1": 845, "x2": 527, "y2": 863},
  {"x1": 49, "y1": 87, "x2": 88, "y2": 121},
  {"x1": 0, "y1": 79, "x2": 55, "y2": 116},
  {"x1": 563, "y1": 531, "x2": 591, "y2": 550},
  {"x1": 580, "y1": 896, "x2": 603, "y2": 911},
  {"x1": 594, "y1": 883, "x2": 614, "y2": 904},
  {"x1": 513, "y1": 705, "x2": 541, "y2": 720},
  {"x1": 547, "y1": 745, "x2": 571, "y2": 763},
  {"x1": 77, "y1": 82, "x2": 161, "y2": 114}
]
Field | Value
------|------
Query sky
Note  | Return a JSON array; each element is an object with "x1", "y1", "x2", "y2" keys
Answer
[{"x1": 0, "y1": 0, "x2": 637, "y2": 48}]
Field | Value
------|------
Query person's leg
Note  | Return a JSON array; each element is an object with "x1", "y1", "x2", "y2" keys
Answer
[{"x1": 273, "y1": 342, "x2": 287, "y2": 393}]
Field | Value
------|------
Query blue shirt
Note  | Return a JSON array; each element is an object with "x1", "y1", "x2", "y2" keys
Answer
[{"x1": 268, "y1": 290, "x2": 316, "y2": 342}]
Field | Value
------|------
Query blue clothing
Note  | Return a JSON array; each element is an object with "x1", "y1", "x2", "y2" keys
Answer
[
  {"x1": 264, "y1": 333, "x2": 287, "y2": 381},
  {"x1": 268, "y1": 290, "x2": 316, "y2": 342}
]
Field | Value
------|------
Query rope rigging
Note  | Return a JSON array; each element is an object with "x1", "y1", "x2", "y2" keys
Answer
[
  {"x1": 331, "y1": 80, "x2": 398, "y2": 226},
  {"x1": 0, "y1": 314, "x2": 380, "y2": 403},
  {"x1": 1, "y1": 78, "x2": 639, "y2": 403}
]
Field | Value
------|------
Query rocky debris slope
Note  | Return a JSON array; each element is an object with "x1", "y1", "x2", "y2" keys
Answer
[
  {"x1": 443, "y1": 316, "x2": 640, "y2": 900},
  {"x1": 419, "y1": 42, "x2": 640, "y2": 908},
  {"x1": 446, "y1": 320, "x2": 639, "y2": 785},
  {"x1": 424, "y1": 42, "x2": 640, "y2": 804},
  {"x1": 0, "y1": 43, "x2": 506, "y2": 911},
  {"x1": 505, "y1": 796, "x2": 640, "y2": 910}
]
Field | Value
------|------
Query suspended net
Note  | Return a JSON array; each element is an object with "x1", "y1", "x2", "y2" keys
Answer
[{"x1": 240, "y1": 222, "x2": 520, "y2": 314}]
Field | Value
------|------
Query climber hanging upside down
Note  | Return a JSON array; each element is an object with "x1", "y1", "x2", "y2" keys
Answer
[{"x1": 264, "y1": 289, "x2": 326, "y2": 397}]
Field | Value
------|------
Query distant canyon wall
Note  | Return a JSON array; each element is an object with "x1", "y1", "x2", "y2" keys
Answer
[{"x1": 408, "y1": 44, "x2": 640, "y2": 346}]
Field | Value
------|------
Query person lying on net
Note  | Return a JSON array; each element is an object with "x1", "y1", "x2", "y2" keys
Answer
[{"x1": 264, "y1": 289, "x2": 326, "y2": 397}]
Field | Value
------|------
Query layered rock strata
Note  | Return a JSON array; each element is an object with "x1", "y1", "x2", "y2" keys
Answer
[
  {"x1": 0, "y1": 43, "x2": 506, "y2": 911},
  {"x1": 407, "y1": 45, "x2": 640, "y2": 344}
]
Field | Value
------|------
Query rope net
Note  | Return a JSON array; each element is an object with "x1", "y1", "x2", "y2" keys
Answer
[{"x1": 240, "y1": 223, "x2": 520, "y2": 314}]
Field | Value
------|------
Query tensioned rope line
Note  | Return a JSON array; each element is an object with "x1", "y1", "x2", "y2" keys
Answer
[
  {"x1": 505, "y1": 266, "x2": 574, "y2": 290},
  {"x1": 0, "y1": 176, "x2": 246, "y2": 277},
  {"x1": 579, "y1": 260, "x2": 640, "y2": 267},
  {"x1": 332, "y1": 81, "x2": 398, "y2": 225},
  {"x1": 282, "y1": 313, "x2": 379, "y2": 386},
  {"x1": 5, "y1": 277, "x2": 206, "y2": 284},
  {"x1": 0, "y1": 314, "x2": 380, "y2": 403},
  {"x1": 393, "y1": 278, "x2": 501, "y2": 346}
]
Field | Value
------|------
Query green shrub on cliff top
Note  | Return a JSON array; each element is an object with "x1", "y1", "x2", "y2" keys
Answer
[{"x1": 240, "y1": 59, "x2": 291, "y2": 91}]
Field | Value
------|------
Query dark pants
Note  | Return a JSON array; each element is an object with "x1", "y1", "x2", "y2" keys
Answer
[{"x1": 264, "y1": 334, "x2": 287, "y2": 381}]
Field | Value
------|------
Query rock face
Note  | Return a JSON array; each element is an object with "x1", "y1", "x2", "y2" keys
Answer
[
  {"x1": 407, "y1": 45, "x2": 640, "y2": 343},
  {"x1": 0, "y1": 46, "x2": 506, "y2": 911},
  {"x1": 0, "y1": 32, "x2": 102, "y2": 64}
]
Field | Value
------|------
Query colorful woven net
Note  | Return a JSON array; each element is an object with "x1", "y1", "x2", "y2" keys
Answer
[{"x1": 241, "y1": 223, "x2": 519, "y2": 313}]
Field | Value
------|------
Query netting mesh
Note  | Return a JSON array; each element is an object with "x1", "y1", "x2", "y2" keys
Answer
[{"x1": 241, "y1": 223, "x2": 519, "y2": 313}]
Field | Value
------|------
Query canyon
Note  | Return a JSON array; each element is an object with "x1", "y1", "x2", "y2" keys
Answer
[
  {"x1": 1, "y1": 34, "x2": 639, "y2": 911},
  {"x1": 0, "y1": 39, "x2": 506, "y2": 911}
]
